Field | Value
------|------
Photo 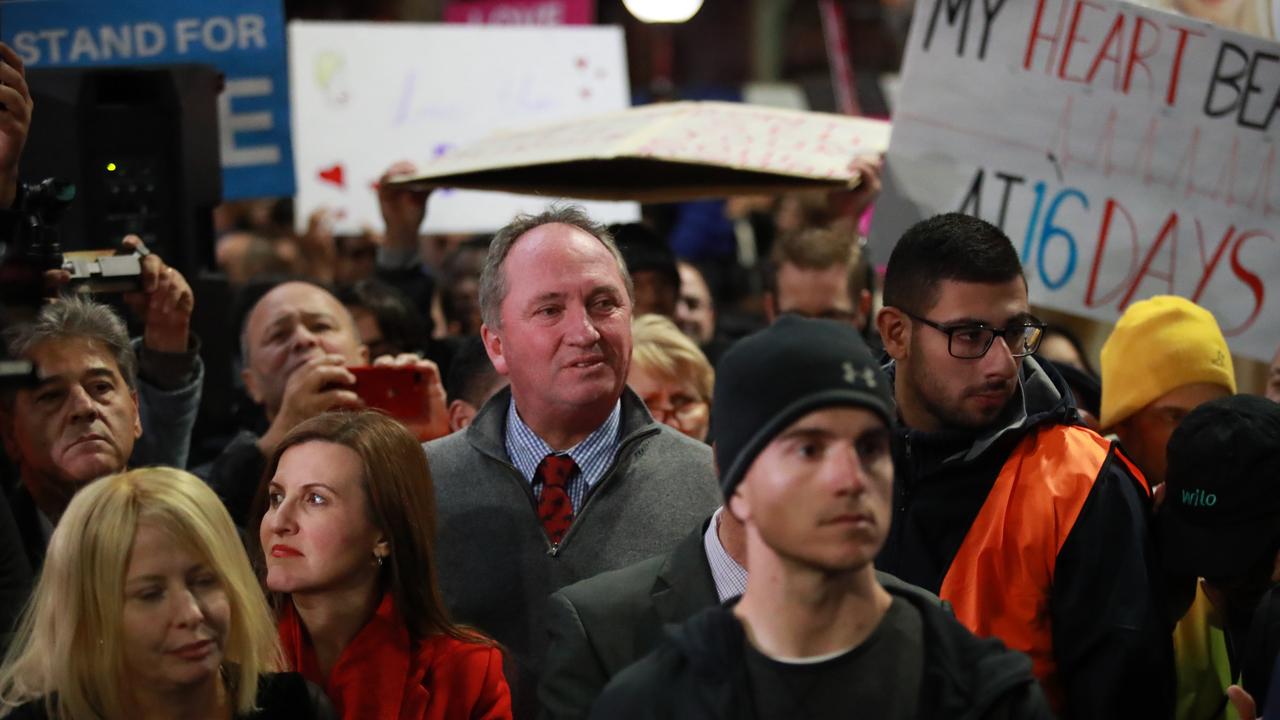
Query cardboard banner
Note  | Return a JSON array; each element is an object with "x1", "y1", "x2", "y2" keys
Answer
[
  {"x1": 0, "y1": 0, "x2": 294, "y2": 200},
  {"x1": 392, "y1": 101, "x2": 892, "y2": 202},
  {"x1": 872, "y1": 0, "x2": 1280, "y2": 361},
  {"x1": 289, "y1": 22, "x2": 637, "y2": 235}
]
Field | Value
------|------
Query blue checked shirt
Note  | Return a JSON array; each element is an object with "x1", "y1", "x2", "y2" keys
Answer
[{"x1": 504, "y1": 399, "x2": 623, "y2": 513}]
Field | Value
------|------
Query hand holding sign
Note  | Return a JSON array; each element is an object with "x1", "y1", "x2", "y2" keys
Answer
[
  {"x1": 0, "y1": 42, "x2": 33, "y2": 209},
  {"x1": 377, "y1": 161, "x2": 430, "y2": 254}
]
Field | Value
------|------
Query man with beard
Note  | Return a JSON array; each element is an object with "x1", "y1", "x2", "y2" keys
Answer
[{"x1": 874, "y1": 213, "x2": 1173, "y2": 719}]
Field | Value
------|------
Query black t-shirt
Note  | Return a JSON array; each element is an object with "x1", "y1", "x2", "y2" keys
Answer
[{"x1": 742, "y1": 596, "x2": 924, "y2": 720}]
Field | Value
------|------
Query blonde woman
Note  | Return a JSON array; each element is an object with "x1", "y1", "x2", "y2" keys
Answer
[
  {"x1": 628, "y1": 314, "x2": 714, "y2": 442},
  {"x1": 0, "y1": 468, "x2": 332, "y2": 719}
]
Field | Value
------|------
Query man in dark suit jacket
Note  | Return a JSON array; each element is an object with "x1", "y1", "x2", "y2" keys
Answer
[
  {"x1": 541, "y1": 503, "x2": 934, "y2": 719},
  {"x1": 540, "y1": 512, "x2": 729, "y2": 720}
]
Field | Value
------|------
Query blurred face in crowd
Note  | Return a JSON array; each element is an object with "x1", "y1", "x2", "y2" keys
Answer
[
  {"x1": 241, "y1": 282, "x2": 368, "y2": 416},
  {"x1": 730, "y1": 406, "x2": 893, "y2": 572},
  {"x1": 1114, "y1": 382, "x2": 1232, "y2": 487},
  {"x1": 444, "y1": 246, "x2": 487, "y2": 337},
  {"x1": 483, "y1": 224, "x2": 633, "y2": 430},
  {"x1": 260, "y1": 441, "x2": 387, "y2": 596},
  {"x1": 1037, "y1": 331, "x2": 1088, "y2": 372},
  {"x1": 676, "y1": 262, "x2": 715, "y2": 344},
  {"x1": 1, "y1": 337, "x2": 141, "y2": 514},
  {"x1": 334, "y1": 234, "x2": 378, "y2": 286},
  {"x1": 631, "y1": 270, "x2": 679, "y2": 319},
  {"x1": 628, "y1": 362, "x2": 709, "y2": 442},
  {"x1": 771, "y1": 262, "x2": 859, "y2": 326},
  {"x1": 122, "y1": 523, "x2": 230, "y2": 693},
  {"x1": 884, "y1": 278, "x2": 1032, "y2": 432}
]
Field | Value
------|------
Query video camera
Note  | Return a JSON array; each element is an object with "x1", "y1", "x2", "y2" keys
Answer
[
  {"x1": 0, "y1": 176, "x2": 151, "y2": 306},
  {"x1": 0, "y1": 177, "x2": 151, "y2": 388}
]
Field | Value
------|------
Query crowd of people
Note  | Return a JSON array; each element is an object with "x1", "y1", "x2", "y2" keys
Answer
[{"x1": 0, "y1": 33, "x2": 1279, "y2": 720}]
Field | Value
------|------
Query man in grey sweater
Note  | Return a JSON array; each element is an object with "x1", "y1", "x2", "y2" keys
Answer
[{"x1": 424, "y1": 206, "x2": 720, "y2": 717}]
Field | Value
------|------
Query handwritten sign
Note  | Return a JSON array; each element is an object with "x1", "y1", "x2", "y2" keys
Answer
[
  {"x1": 393, "y1": 101, "x2": 892, "y2": 202},
  {"x1": 289, "y1": 22, "x2": 636, "y2": 234},
  {"x1": 0, "y1": 0, "x2": 293, "y2": 200},
  {"x1": 443, "y1": 0, "x2": 595, "y2": 24},
  {"x1": 871, "y1": 0, "x2": 1280, "y2": 361}
]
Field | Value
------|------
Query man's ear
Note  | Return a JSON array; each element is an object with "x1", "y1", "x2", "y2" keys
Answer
[
  {"x1": 856, "y1": 289, "x2": 873, "y2": 331},
  {"x1": 762, "y1": 292, "x2": 778, "y2": 324},
  {"x1": 130, "y1": 389, "x2": 142, "y2": 440},
  {"x1": 727, "y1": 485, "x2": 750, "y2": 526},
  {"x1": 480, "y1": 324, "x2": 509, "y2": 376},
  {"x1": 241, "y1": 367, "x2": 265, "y2": 405},
  {"x1": 877, "y1": 307, "x2": 911, "y2": 361},
  {"x1": 448, "y1": 399, "x2": 477, "y2": 433}
]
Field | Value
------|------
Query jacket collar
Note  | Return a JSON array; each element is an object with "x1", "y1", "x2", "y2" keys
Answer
[
  {"x1": 884, "y1": 356, "x2": 1075, "y2": 468},
  {"x1": 464, "y1": 386, "x2": 661, "y2": 465},
  {"x1": 651, "y1": 517, "x2": 720, "y2": 624}
]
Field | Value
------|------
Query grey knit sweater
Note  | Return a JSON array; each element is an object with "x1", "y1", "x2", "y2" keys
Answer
[{"x1": 424, "y1": 387, "x2": 720, "y2": 714}]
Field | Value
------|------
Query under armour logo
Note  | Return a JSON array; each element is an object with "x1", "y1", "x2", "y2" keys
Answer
[
  {"x1": 1211, "y1": 350, "x2": 1226, "y2": 367},
  {"x1": 843, "y1": 362, "x2": 877, "y2": 388}
]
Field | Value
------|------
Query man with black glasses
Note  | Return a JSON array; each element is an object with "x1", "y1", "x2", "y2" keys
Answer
[{"x1": 874, "y1": 213, "x2": 1173, "y2": 719}]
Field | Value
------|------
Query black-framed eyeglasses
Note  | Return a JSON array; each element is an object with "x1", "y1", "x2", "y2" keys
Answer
[{"x1": 903, "y1": 311, "x2": 1046, "y2": 359}]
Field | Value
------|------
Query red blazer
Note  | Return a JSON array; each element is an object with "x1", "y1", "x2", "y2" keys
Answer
[{"x1": 279, "y1": 592, "x2": 512, "y2": 720}]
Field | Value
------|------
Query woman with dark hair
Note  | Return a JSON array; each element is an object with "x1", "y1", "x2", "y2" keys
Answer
[{"x1": 253, "y1": 411, "x2": 510, "y2": 720}]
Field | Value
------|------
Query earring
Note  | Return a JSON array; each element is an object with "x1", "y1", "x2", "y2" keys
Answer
[{"x1": 375, "y1": 552, "x2": 385, "y2": 567}]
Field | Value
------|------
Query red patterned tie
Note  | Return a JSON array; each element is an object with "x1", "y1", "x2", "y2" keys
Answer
[{"x1": 535, "y1": 454, "x2": 578, "y2": 545}]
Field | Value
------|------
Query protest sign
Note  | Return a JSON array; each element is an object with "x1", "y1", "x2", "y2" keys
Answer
[
  {"x1": 392, "y1": 101, "x2": 891, "y2": 202},
  {"x1": 0, "y1": 0, "x2": 293, "y2": 200},
  {"x1": 443, "y1": 0, "x2": 595, "y2": 24},
  {"x1": 288, "y1": 22, "x2": 636, "y2": 235},
  {"x1": 872, "y1": 0, "x2": 1280, "y2": 361}
]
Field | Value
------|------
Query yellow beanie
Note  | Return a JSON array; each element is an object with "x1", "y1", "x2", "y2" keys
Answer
[{"x1": 1099, "y1": 296, "x2": 1236, "y2": 430}]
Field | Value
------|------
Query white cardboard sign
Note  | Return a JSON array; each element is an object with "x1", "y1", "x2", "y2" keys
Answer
[
  {"x1": 289, "y1": 21, "x2": 639, "y2": 234},
  {"x1": 872, "y1": 0, "x2": 1280, "y2": 361}
]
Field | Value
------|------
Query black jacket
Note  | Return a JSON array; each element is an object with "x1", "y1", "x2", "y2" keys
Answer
[
  {"x1": 5, "y1": 672, "x2": 336, "y2": 719},
  {"x1": 877, "y1": 356, "x2": 1174, "y2": 719},
  {"x1": 589, "y1": 580, "x2": 1053, "y2": 720}
]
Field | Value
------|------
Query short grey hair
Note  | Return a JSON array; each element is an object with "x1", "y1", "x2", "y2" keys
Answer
[
  {"x1": 478, "y1": 205, "x2": 634, "y2": 329},
  {"x1": 5, "y1": 295, "x2": 138, "y2": 389}
]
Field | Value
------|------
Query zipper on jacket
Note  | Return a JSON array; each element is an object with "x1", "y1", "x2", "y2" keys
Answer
[{"x1": 549, "y1": 425, "x2": 660, "y2": 552}]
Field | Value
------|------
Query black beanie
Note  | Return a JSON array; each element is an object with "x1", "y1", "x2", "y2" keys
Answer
[{"x1": 712, "y1": 315, "x2": 895, "y2": 499}]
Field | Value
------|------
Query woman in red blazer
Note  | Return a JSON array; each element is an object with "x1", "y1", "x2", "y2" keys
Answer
[{"x1": 252, "y1": 410, "x2": 511, "y2": 720}]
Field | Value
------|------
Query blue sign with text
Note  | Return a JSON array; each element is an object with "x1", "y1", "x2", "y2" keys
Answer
[{"x1": 1, "y1": 0, "x2": 294, "y2": 199}]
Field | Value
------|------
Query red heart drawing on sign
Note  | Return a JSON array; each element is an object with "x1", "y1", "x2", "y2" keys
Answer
[{"x1": 318, "y1": 164, "x2": 345, "y2": 188}]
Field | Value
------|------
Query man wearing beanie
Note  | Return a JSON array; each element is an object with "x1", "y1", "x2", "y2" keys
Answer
[
  {"x1": 874, "y1": 213, "x2": 1172, "y2": 718},
  {"x1": 1161, "y1": 395, "x2": 1280, "y2": 718},
  {"x1": 591, "y1": 316, "x2": 1052, "y2": 719},
  {"x1": 1100, "y1": 295, "x2": 1236, "y2": 487},
  {"x1": 1098, "y1": 296, "x2": 1238, "y2": 720}
]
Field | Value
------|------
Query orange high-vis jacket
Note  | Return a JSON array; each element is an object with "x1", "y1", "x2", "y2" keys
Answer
[{"x1": 938, "y1": 424, "x2": 1151, "y2": 713}]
